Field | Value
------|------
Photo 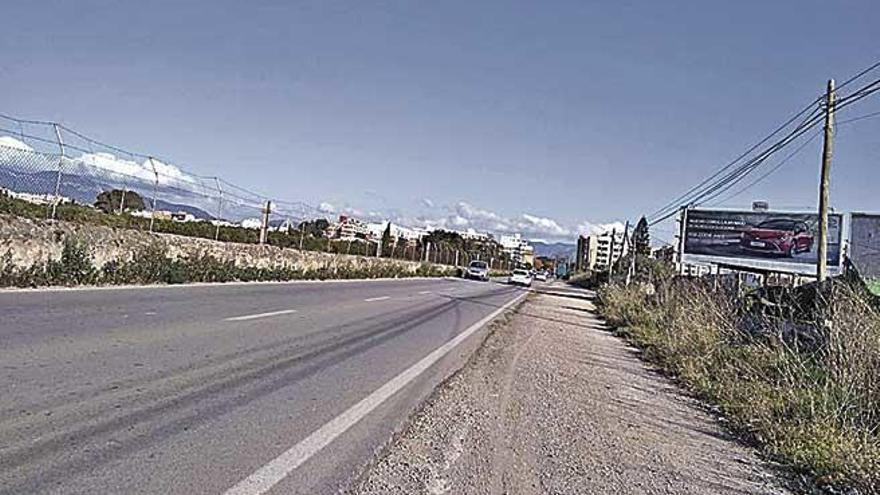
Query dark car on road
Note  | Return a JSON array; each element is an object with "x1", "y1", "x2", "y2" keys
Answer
[
  {"x1": 740, "y1": 219, "x2": 813, "y2": 257},
  {"x1": 464, "y1": 260, "x2": 490, "y2": 281}
]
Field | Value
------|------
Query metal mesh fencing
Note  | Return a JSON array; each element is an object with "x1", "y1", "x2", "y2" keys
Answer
[
  {"x1": 0, "y1": 112, "x2": 502, "y2": 268},
  {"x1": 0, "y1": 114, "x2": 315, "y2": 240}
]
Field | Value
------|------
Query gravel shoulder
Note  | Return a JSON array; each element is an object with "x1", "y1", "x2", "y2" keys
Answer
[{"x1": 351, "y1": 285, "x2": 793, "y2": 494}]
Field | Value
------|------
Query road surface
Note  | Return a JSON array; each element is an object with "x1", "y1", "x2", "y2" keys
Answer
[{"x1": 0, "y1": 278, "x2": 525, "y2": 494}]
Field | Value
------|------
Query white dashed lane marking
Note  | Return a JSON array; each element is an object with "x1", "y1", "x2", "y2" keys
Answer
[
  {"x1": 363, "y1": 296, "x2": 391, "y2": 302},
  {"x1": 224, "y1": 310, "x2": 298, "y2": 322}
]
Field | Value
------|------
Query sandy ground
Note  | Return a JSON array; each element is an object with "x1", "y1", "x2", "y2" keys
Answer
[{"x1": 351, "y1": 285, "x2": 792, "y2": 494}]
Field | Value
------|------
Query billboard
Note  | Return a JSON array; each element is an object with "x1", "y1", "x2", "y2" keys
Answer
[
  {"x1": 850, "y1": 213, "x2": 880, "y2": 280},
  {"x1": 682, "y1": 208, "x2": 843, "y2": 276}
]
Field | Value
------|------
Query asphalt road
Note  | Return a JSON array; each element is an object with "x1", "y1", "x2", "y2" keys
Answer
[{"x1": 0, "y1": 277, "x2": 526, "y2": 494}]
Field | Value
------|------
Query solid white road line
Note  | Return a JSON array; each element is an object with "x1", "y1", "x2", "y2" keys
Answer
[
  {"x1": 363, "y1": 296, "x2": 391, "y2": 302},
  {"x1": 223, "y1": 290, "x2": 527, "y2": 495},
  {"x1": 224, "y1": 309, "x2": 297, "y2": 322}
]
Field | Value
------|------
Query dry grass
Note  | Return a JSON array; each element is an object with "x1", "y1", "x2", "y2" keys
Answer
[{"x1": 598, "y1": 280, "x2": 880, "y2": 493}]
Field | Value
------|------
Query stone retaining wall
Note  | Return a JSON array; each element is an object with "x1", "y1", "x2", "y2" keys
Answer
[{"x1": 0, "y1": 214, "x2": 437, "y2": 275}]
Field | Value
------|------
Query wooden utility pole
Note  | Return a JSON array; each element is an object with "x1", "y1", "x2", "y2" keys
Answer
[
  {"x1": 817, "y1": 79, "x2": 835, "y2": 282},
  {"x1": 676, "y1": 207, "x2": 688, "y2": 275}
]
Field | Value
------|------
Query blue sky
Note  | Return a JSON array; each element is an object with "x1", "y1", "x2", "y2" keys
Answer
[{"x1": 2, "y1": 1, "x2": 878, "y2": 243}]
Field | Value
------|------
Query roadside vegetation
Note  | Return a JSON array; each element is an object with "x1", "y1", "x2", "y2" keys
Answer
[
  {"x1": 0, "y1": 240, "x2": 456, "y2": 288},
  {"x1": 595, "y1": 257, "x2": 880, "y2": 493},
  {"x1": 0, "y1": 192, "x2": 513, "y2": 264}
]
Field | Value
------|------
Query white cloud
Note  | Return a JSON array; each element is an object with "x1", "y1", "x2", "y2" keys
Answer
[
  {"x1": 397, "y1": 200, "x2": 582, "y2": 242},
  {"x1": 517, "y1": 213, "x2": 571, "y2": 237},
  {"x1": 318, "y1": 201, "x2": 336, "y2": 214},
  {"x1": 0, "y1": 136, "x2": 34, "y2": 152},
  {"x1": 68, "y1": 151, "x2": 193, "y2": 187}
]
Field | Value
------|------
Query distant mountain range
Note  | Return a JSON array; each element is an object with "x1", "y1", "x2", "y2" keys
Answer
[
  {"x1": 0, "y1": 168, "x2": 217, "y2": 220},
  {"x1": 532, "y1": 240, "x2": 576, "y2": 260}
]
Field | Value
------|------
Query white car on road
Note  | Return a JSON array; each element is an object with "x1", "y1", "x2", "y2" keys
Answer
[
  {"x1": 534, "y1": 271, "x2": 548, "y2": 282},
  {"x1": 509, "y1": 269, "x2": 533, "y2": 287},
  {"x1": 464, "y1": 260, "x2": 490, "y2": 281}
]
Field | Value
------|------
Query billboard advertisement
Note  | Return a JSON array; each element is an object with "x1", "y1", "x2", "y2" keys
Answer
[
  {"x1": 682, "y1": 208, "x2": 842, "y2": 275},
  {"x1": 850, "y1": 213, "x2": 880, "y2": 280}
]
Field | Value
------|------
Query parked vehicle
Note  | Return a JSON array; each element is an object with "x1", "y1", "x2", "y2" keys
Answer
[
  {"x1": 464, "y1": 260, "x2": 490, "y2": 281},
  {"x1": 509, "y1": 269, "x2": 532, "y2": 287},
  {"x1": 740, "y1": 219, "x2": 814, "y2": 257},
  {"x1": 534, "y1": 271, "x2": 548, "y2": 282}
]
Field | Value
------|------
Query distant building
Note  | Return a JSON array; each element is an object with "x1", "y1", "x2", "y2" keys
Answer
[
  {"x1": 2, "y1": 188, "x2": 72, "y2": 206},
  {"x1": 499, "y1": 233, "x2": 535, "y2": 266},
  {"x1": 461, "y1": 228, "x2": 492, "y2": 241},
  {"x1": 240, "y1": 218, "x2": 263, "y2": 229},
  {"x1": 130, "y1": 209, "x2": 174, "y2": 221},
  {"x1": 589, "y1": 229, "x2": 627, "y2": 271},
  {"x1": 534, "y1": 256, "x2": 555, "y2": 272},
  {"x1": 575, "y1": 235, "x2": 597, "y2": 272},
  {"x1": 366, "y1": 221, "x2": 427, "y2": 247},
  {"x1": 326, "y1": 215, "x2": 370, "y2": 240}
]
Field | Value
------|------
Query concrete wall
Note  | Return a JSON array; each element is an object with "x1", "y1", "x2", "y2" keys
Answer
[{"x1": 0, "y1": 214, "x2": 438, "y2": 275}]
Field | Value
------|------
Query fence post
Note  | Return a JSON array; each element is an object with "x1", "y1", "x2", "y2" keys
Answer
[
  {"x1": 213, "y1": 177, "x2": 223, "y2": 241},
  {"x1": 259, "y1": 200, "x2": 271, "y2": 245},
  {"x1": 147, "y1": 157, "x2": 159, "y2": 233},
  {"x1": 50, "y1": 124, "x2": 65, "y2": 220}
]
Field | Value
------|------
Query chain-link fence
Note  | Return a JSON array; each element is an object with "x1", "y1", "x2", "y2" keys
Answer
[
  {"x1": 0, "y1": 113, "x2": 519, "y2": 270},
  {"x1": 0, "y1": 113, "x2": 330, "y2": 244}
]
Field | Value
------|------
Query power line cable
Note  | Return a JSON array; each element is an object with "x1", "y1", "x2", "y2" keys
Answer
[
  {"x1": 646, "y1": 97, "x2": 821, "y2": 221},
  {"x1": 836, "y1": 58, "x2": 880, "y2": 91},
  {"x1": 708, "y1": 128, "x2": 822, "y2": 206},
  {"x1": 687, "y1": 110, "x2": 825, "y2": 207},
  {"x1": 647, "y1": 59, "x2": 880, "y2": 226},
  {"x1": 649, "y1": 106, "x2": 825, "y2": 224},
  {"x1": 837, "y1": 109, "x2": 880, "y2": 125}
]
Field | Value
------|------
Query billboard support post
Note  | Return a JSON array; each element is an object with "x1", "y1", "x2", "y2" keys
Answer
[{"x1": 817, "y1": 78, "x2": 835, "y2": 282}]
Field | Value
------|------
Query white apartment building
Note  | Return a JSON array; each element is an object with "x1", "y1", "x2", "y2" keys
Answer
[
  {"x1": 366, "y1": 221, "x2": 427, "y2": 246},
  {"x1": 499, "y1": 233, "x2": 535, "y2": 266},
  {"x1": 326, "y1": 215, "x2": 370, "y2": 240},
  {"x1": 2, "y1": 188, "x2": 72, "y2": 206},
  {"x1": 460, "y1": 228, "x2": 492, "y2": 241},
  {"x1": 588, "y1": 229, "x2": 627, "y2": 271}
]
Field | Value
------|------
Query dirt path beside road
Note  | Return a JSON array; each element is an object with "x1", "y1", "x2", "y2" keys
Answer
[{"x1": 352, "y1": 285, "x2": 792, "y2": 494}]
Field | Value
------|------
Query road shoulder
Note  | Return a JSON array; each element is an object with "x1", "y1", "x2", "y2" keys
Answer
[{"x1": 351, "y1": 286, "x2": 792, "y2": 494}]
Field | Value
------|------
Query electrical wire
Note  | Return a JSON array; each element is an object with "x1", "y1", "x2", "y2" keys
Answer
[
  {"x1": 837, "y1": 109, "x2": 880, "y2": 125},
  {"x1": 649, "y1": 106, "x2": 825, "y2": 225},
  {"x1": 646, "y1": 97, "x2": 821, "y2": 222},
  {"x1": 647, "y1": 64, "x2": 880, "y2": 227},
  {"x1": 836, "y1": 58, "x2": 880, "y2": 92},
  {"x1": 708, "y1": 128, "x2": 822, "y2": 206}
]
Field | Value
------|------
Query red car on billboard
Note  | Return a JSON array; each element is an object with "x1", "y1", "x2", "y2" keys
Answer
[{"x1": 740, "y1": 219, "x2": 814, "y2": 257}]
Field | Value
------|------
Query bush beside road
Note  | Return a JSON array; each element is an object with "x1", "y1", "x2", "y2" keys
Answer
[{"x1": 597, "y1": 279, "x2": 880, "y2": 493}]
